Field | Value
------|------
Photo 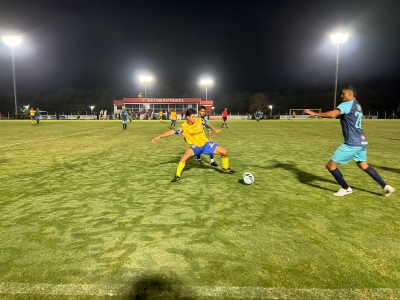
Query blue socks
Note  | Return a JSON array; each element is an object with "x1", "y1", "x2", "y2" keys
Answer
[
  {"x1": 364, "y1": 166, "x2": 386, "y2": 188},
  {"x1": 329, "y1": 169, "x2": 349, "y2": 189}
]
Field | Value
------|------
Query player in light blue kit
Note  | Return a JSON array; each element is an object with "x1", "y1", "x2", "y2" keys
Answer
[
  {"x1": 304, "y1": 85, "x2": 395, "y2": 197},
  {"x1": 119, "y1": 108, "x2": 130, "y2": 130}
]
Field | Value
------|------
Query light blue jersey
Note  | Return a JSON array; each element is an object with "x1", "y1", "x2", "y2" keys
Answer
[
  {"x1": 196, "y1": 113, "x2": 211, "y2": 131},
  {"x1": 337, "y1": 100, "x2": 368, "y2": 147}
]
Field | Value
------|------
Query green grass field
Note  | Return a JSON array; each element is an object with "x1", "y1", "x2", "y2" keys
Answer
[{"x1": 0, "y1": 119, "x2": 399, "y2": 300}]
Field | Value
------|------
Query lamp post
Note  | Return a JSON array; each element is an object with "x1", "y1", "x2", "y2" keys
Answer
[
  {"x1": 269, "y1": 105, "x2": 273, "y2": 117},
  {"x1": 140, "y1": 76, "x2": 153, "y2": 98},
  {"x1": 90, "y1": 106, "x2": 94, "y2": 115},
  {"x1": 212, "y1": 106, "x2": 215, "y2": 116},
  {"x1": 2, "y1": 36, "x2": 22, "y2": 117},
  {"x1": 330, "y1": 32, "x2": 349, "y2": 109},
  {"x1": 200, "y1": 79, "x2": 212, "y2": 100}
]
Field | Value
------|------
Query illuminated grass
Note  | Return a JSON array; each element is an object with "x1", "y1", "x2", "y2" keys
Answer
[{"x1": 0, "y1": 119, "x2": 399, "y2": 299}]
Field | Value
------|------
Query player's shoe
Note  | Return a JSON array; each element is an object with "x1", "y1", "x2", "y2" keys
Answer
[
  {"x1": 210, "y1": 161, "x2": 218, "y2": 167},
  {"x1": 222, "y1": 168, "x2": 236, "y2": 173},
  {"x1": 333, "y1": 187, "x2": 353, "y2": 197},
  {"x1": 197, "y1": 159, "x2": 204, "y2": 165},
  {"x1": 384, "y1": 185, "x2": 395, "y2": 197},
  {"x1": 171, "y1": 176, "x2": 180, "y2": 182}
]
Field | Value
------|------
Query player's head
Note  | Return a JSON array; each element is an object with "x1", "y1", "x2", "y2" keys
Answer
[
  {"x1": 224, "y1": 108, "x2": 227, "y2": 110},
  {"x1": 198, "y1": 105, "x2": 206, "y2": 117},
  {"x1": 186, "y1": 108, "x2": 197, "y2": 124},
  {"x1": 122, "y1": 107, "x2": 126, "y2": 111},
  {"x1": 341, "y1": 85, "x2": 358, "y2": 101}
]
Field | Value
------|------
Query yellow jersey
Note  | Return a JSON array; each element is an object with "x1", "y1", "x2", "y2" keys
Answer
[
  {"x1": 175, "y1": 117, "x2": 208, "y2": 147},
  {"x1": 159, "y1": 111, "x2": 163, "y2": 116},
  {"x1": 29, "y1": 109, "x2": 35, "y2": 117},
  {"x1": 170, "y1": 111, "x2": 177, "y2": 120}
]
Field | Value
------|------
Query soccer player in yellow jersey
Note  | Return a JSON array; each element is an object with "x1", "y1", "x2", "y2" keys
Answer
[
  {"x1": 169, "y1": 108, "x2": 177, "y2": 129},
  {"x1": 152, "y1": 108, "x2": 236, "y2": 182},
  {"x1": 159, "y1": 110, "x2": 163, "y2": 122},
  {"x1": 29, "y1": 108, "x2": 36, "y2": 125}
]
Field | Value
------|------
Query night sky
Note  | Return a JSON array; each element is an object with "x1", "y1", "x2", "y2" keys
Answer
[{"x1": 1, "y1": 0, "x2": 399, "y2": 98}]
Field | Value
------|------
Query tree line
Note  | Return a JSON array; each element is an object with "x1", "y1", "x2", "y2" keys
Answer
[{"x1": 0, "y1": 84, "x2": 399, "y2": 116}]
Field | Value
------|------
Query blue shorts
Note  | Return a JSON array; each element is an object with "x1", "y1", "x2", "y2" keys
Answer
[
  {"x1": 331, "y1": 144, "x2": 367, "y2": 164},
  {"x1": 122, "y1": 120, "x2": 128, "y2": 124},
  {"x1": 190, "y1": 142, "x2": 218, "y2": 157},
  {"x1": 31, "y1": 116, "x2": 36, "y2": 120},
  {"x1": 171, "y1": 120, "x2": 176, "y2": 124}
]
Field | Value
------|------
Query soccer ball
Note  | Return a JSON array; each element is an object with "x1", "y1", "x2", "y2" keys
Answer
[{"x1": 242, "y1": 172, "x2": 254, "y2": 185}]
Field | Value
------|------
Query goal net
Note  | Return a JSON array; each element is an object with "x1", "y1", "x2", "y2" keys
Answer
[{"x1": 287, "y1": 109, "x2": 321, "y2": 120}]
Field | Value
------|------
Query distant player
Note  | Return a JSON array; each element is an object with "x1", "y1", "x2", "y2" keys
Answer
[
  {"x1": 304, "y1": 85, "x2": 395, "y2": 197},
  {"x1": 169, "y1": 108, "x2": 177, "y2": 129},
  {"x1": 196, "y1": 105, "x2": 218, "y2": 166},
  {"x1": 35, "y1": 108, "x2": 46, "y2": 125},
  {"x1": 119, "y1": 108, "x2": 130, "y2": 130},
  {"x1": 222, "y1": 108, "x2": 228, "y2": 128},
  {"x1": 29, "y1": 108, "x2": 36, "y2": 125},
  {"x1": 256, "y1": 109, "x2": 263, "y2": 122},
  {"x1": 159, "y1": 110, "x2": 164, "y2": 122},
  {"x1": 152, "y1": 108, "x2": 236, "y2": 182}
]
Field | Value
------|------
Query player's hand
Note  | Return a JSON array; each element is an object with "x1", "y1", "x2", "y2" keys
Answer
[
  {"x1": 303, "y1": 109, "x2": 314, "y2": 116},
  {"x1": 215, "y1": 129, "x2": 222, "y2": 134},
  {"x1": 152, "y1": 137, "x2": 160, "y2": 143}
]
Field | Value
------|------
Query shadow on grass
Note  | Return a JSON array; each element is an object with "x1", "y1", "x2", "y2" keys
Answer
[
  {"x1": 371, "y1": 164, "x2": 400, "y2": 174},
  {"x1": 123, "y1": 273, "x2": 197, "y2": 300},
  {"x1": 269, "y1": 160, "x2": 337, "y2": 192},
  {"x1": 269, "y1": 160, "x2": 382, "y2": 196}
]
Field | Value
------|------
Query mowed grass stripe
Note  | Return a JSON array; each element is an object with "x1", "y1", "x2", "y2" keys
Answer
[{"x1": 1, "y1": 282, "x2": 400, "y2": 299}]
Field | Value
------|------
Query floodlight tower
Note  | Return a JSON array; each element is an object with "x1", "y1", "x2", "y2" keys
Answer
[
  {"x1": 200, "y1": 79, "x2": 213, "y2": 100},
  {"x1": 2, "y1": 36, "x2": 22, "y2": 116},
  {"x1": 90, "y1": 106, "x2": 94, "y2": 115},
  {"x1": 269, "y1": 105, "x2": 273, "y2": 117},
  {"x1": 330, "y1": 32, "x2": 349, "y2": 109},
  {"x1": 140, "y1": 76, "x2": 153, "y2": 98}
]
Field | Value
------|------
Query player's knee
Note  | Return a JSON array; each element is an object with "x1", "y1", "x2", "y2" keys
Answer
[
  {"x1": 356, "y1": 161, "x2": 369, "y2": 170},
  {"x1": 325, "y1": 162, "x2": 335, "y2": 171}
]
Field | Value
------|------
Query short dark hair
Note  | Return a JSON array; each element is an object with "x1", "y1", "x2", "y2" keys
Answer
[
  {"x1": 198, "y1": 105, "x2": 206, "y2": 110},
  {"x1": 344, "y1": 84, "x2": 358, "y2": 97},
  {"x1": 186, "y1": 108, "x2": 197, "y2": 116}
]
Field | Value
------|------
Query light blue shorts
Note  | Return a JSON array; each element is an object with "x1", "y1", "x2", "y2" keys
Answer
[
  {"x1": 122, "y1": 120, "x2": 128, "y2": 124},
  {"x1": 331, "y1": 144, "x2": 367, "y2": 164},
  {"x1": 190, "y1": 142, "x2": 218, "y2": 157}
]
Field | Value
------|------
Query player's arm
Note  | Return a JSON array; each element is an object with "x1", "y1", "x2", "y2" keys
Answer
[
  {"x1": 152, "y1": 129, "x2": 176, "y2": 142},
  {"x1": 203, "y1": 121, "x2": 221, "y2": 134},
  {"x1": 304, "y1": 109, "x2": 340, "y2": 119}
]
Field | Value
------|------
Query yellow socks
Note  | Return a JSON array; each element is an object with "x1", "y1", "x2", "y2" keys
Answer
[
  {"x1": 221, "y1": 157, "x2": 229, "y2": 169},
  {"x1": 176, "y1": 162, "x2": 185, "y2": 177}
]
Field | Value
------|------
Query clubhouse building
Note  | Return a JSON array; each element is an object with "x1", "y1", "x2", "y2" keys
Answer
[{"x1": 113, "y1": 98, "x2": 214, "y2": 118}]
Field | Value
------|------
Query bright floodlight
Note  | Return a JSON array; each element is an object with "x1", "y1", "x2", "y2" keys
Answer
[
  {"x1": 200, "y1": 79, "x2": 213, "y2": 85},
  {"x1": 140, "y1": 76, "x2": 153, "y2": 82},
  {"x1": 90, "y1": 106, "x2": 94, "y2": 109},
  {"x1": 269, "y1": 105, "x2": 273, "y2": 109},
  {"x1": 330, "y1": 33, "x2": 349, "y2": 44},
  {"x1": 2, "y1": 36, "x2": 22, "y2": 48}
]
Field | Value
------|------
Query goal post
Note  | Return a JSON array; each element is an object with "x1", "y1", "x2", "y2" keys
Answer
[{"x1": 288, "y1": 109, "x2": 321, "y2": 120}]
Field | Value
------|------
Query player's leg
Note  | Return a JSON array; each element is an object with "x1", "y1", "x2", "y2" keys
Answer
[
  {"x1": 328, "y1": 144, "x2": 357, "y2": 196},
  {"x1": 172, "y1": 148, "x2": 195, "y2": 182},
  {"x1": 213, "y1": 145, "x2": 235, "y2": 173},
  {"x1": 207, "y1": 131, "x2": 217, "y2": 166},
  {"x1": 355, "y1": 150, "x2": 395, "y2": 197}
]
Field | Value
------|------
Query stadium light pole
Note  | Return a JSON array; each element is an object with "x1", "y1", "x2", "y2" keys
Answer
[
  {"x1": 200, "y1": 79, "x2": 212, "y2": 100},
  {"x1": 140, "y1": 76, "x2": 153, "y2": 98},
  {"x1": 2, "y1": 36, "x2": 22, "y2": 117},
  {"x1": 330, "y1": 32, "x2": 349, "y2": 109},
  {"x1": 90, "y1": 106, "x2": 94, "y2": 115},
  {"x1": 269, "y1": 105, "x2": 273, "y2": 117},
  {"x1": 212, "y1": 106, "x2": 215, "y2": 116}
]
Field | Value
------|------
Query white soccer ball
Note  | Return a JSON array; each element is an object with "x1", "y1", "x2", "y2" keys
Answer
[{"x1": 242, "y1": 172, "x2": 254, "y2": 185}]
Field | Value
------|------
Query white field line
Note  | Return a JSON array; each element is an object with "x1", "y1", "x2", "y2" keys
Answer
[
  {"x1": 0, "y1": 282, "x2": 399, "y2": 299},
  {"x1": 0, "y1": 129, "x2": 114, "y2": 149}
]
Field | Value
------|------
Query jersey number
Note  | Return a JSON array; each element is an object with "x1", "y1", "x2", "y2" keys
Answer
[{"x1": 354, "y1": 111, "x2": 362, "y2": 129}]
